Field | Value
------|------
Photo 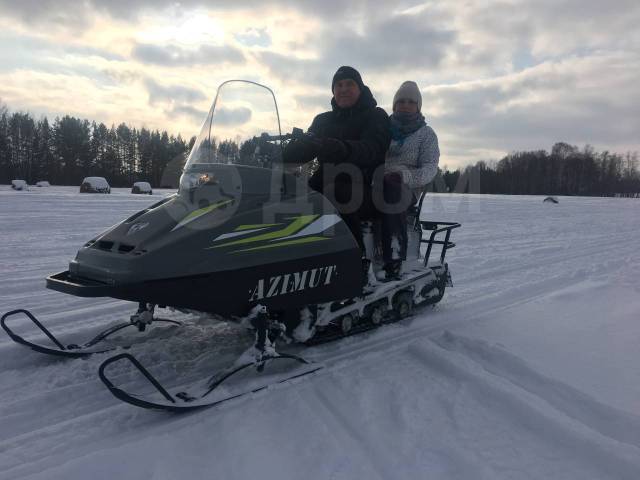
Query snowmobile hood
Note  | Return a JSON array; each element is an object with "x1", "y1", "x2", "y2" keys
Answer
[
  {"x1": 57, "y1": 164, "x2": 363, "y2": 315},
  {"x1": 69, "y1": 165, "x2": 350, "y2": 281}
]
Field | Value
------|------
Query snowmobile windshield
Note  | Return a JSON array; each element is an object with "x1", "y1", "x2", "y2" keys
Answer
[{"x1": 181, "y1": 80, "x2": 286, "y2": 195}]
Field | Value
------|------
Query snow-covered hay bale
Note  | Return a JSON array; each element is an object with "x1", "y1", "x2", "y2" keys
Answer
[
  {"x1": 36, "y1": 181, "x2": 51, "y2": 187},
  {"x1": 543, "y1": 196, "x2": 559, "y2": 204},
  {"x1": 131, "y1": 181, "x2": 152, "y2": 195},
  {"x1": 80, "y1": 177, "x2": 110, "y2": 193},
  {"x1": 11, "y1": 179, "x2": 28, "y2": 190}
]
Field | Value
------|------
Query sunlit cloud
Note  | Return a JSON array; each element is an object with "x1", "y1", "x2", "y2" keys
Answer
[
  {"x1": 0, "y1": 0, "x2": 638, "y2": 168},
  {"x1": 144, "y1": 78, "x2": 207, "y2": 105},
  {"x1": 235, "y1": 28, "x2": 271, "y2": 47},
  {"x1": 133, "y1": 43, "x2": 245, "y2": 67}
]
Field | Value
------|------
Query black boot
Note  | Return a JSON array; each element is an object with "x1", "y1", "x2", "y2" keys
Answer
[
  {"x1": 383, "y1": 259, "x2": 403, "y2": 281},
  {"x1": 361, "y1": 258, "x2": 372, "y2": 288}
]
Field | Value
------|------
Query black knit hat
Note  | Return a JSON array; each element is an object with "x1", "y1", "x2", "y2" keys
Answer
[{"x1": 331, "y1": 66, "x2": 364, "y2": 92}]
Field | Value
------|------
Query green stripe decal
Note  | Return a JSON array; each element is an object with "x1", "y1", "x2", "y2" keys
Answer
[
  {"x1": 209, "y1": 214, "x2": 319, "y2": 249},
  {"x1": 183, "y1": 199, "x2": 233, "y2": 222},
  {"x1": 231, "y1": 236, "x2": 328, "y2": 253},
  {"x1": 234, "y1": 223, "x2": 281, "y2": 231},
  {"x1": 171, "y1": 199, "x2": 233, "y2": 231},
  {"x1": 188, "y1": 200, "x2": 233, "y2": 222}
]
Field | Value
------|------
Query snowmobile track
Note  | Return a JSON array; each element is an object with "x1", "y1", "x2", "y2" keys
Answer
[{"x1": 406, "y1": 339, "x2": 640, "y2": 479}]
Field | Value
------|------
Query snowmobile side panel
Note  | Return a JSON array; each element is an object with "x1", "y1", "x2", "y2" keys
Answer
[{"x1": 52, "y1": 248, "x2": 362, "y2": 317}]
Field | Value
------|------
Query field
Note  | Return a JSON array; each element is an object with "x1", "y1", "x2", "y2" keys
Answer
[{"x1": 1, "y1": 186, "x2": 639, "y2": 479}]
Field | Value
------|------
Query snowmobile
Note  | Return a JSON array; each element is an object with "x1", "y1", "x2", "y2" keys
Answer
[{"x1": 2, "y1": 80, "x2": 459, "y2": 410}]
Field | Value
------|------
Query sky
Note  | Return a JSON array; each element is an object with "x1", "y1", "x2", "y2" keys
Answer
[{"x1": 0, "y1": 0, "x2": 638, "y2": 169}]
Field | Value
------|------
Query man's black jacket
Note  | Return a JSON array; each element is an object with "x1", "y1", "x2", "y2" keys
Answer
[{"x1": 285, "y1": 86, "x2": 390, "y2": 188}]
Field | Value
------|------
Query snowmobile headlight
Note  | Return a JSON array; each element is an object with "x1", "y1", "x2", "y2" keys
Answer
[
  {"x1": 179, "y1": 172, "x2": 218, "y2": 192},
  {"x1": 198, "y1": 173, "x2": 217, "y2": 186}
]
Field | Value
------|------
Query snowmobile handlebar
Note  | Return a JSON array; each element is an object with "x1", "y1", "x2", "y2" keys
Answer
[{"x1": 252, "y1": 127, "x2": 311, "y2": 144}]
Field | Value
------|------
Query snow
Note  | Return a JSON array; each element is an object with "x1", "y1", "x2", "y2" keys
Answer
[
  {"x1": 0, "y1": 187, "x2": 639, "y2": 479},
  {"x1": 82, "y1": 177, "x2": 110, "y2": 188},
  {"x1": 80, "y1": 177, "x2": 110, "y2": 193},
  {"x1": 132, "y1": 181, "x2": 151, "y2": 193},
  {"x1": 11, "y1": 179, "x2": 28, "y2": 190}
]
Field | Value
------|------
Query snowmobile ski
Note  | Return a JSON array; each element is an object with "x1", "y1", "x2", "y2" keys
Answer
[
  {"x1": 98, "y1": 352, "x2": 322, "y2": 412},
  {"x1": 1, "y1": 308, "x2": 181, "y2": 358}
]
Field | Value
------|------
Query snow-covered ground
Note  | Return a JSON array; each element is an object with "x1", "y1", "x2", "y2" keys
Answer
[{"x1": 1, "y1": 185, "x2": 639, "y2": 479}]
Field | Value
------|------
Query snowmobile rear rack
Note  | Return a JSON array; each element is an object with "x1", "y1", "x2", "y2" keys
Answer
[
  {"x1": 1, "y1": 308, "x2": 181, "y2": 358},
  {"x1": 419, "y1": 221, "x2": 461, "y2": 266},
  {"x1": 98, "y1": 352, "x2": 322, "y2": 411}
]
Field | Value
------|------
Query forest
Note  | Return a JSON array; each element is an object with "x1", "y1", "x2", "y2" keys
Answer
[
  {"x1": 437, "y1": 144, "x2": 640, "y2": 197},
  {"x1": 0, "y1": 104, "x2": 191, "y2": 188},
  {"x1": 1, "y1": 104, "x2": 639, "y2": 196}
]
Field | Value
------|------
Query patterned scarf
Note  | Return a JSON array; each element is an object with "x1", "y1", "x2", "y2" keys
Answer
[{"x1": 389, "y1": 112, "x2": 426, "y2": 146}]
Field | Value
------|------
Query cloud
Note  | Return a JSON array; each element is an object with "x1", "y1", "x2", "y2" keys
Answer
[
  {"x1": 257, "y1": 51, "x2": 329, "y2": 88},
  {"x1": 0, "y1": 30, "x2": 125, "y2": 76},
  {"x1": 235, "y1": 28, "x2": 271, "y2": 47},
  {"x1": 1, "y1": 0, "x2": 639, "y2": 170},
  {"x1": 294, "y1": 93, "x2": 330, "y2": 111},
  {"x1": 254, "y1": 9, "x2": 456, "y2": 91},
  {"x1": 321, "y1": 13, "x2": 456, "y2": 71},
  {"x1": 144, "y1": 78, "x2": 207, "y2": 105},
  {"x1": 213, "y1": 107, "x2": 252, "y2": 126},
  {"x1": 0, "y1": 0, "x2": 94, "y2": 29},
  {"x1": 69, "y1": 45, "x2": 125, "y2": 62},
  {"x1": 167, "y1": 104, "x2": 207, "y2": 122},
  {"x1": 425, "y1": 52, "x2": 640, "y2": 160},
  {"x1": 438, "y1": 0, "x2": 640, "y2": 75},
  {"x1": 132, "y1": 43, "x2": 245, "y2": 66},
  {"x1": 0, "y1": 0, "x2": 418, "y2": 26}
]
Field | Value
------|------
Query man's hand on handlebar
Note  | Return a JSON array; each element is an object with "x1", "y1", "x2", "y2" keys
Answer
[{"x1": 282, "y1": 128, "x2": 349, "y2": 164}]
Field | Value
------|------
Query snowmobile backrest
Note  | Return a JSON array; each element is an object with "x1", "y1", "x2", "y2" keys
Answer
[{"x1": 408, "y1": 185, "x2": 429, "y2": 228}]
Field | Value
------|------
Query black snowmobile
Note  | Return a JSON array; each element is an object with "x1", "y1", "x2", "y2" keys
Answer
[{"x1": 2, "y1": 81, "x2": 459, "y2": 410}]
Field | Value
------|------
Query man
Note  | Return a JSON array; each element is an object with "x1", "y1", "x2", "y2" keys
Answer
[{"x1": 283, "y1": 66, "x2": 391, "y2": 266}]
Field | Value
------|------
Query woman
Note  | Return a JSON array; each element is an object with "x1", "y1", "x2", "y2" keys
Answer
[{"x1": 380, "y1": 80, "x2": 440, "y2": 280}]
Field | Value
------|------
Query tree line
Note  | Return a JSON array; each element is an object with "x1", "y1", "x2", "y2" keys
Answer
[
  {"x1": 435, "y1": 142, "x2": 640, "y2": 197},
  {"x1": 0, "y1": 104, "x2": 194, "y2": 188},
  {"x1": 1, "y1": 103, "x2": 639, "y2": 196}
]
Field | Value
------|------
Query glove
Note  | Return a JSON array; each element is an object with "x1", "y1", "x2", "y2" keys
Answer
[
  {"x1": 316, "y1": 137, "x2": 349, "y2": 162},
  {"x1": 384, "y1": 171, "x2": 403, "y2": 186},
  {"x1": 282, "y1": 138, "x2": 319, "y2": 164}
]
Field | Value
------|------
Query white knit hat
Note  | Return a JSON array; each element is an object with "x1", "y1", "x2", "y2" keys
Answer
[{"x1": 393, "y1": 81, "x2": 422, "y2": 112}]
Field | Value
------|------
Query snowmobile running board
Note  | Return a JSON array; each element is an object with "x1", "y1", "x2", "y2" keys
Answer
[
  {"x1": 98, "y1": 353, "x2": 323, "y2": 412},
  {"x1": 0, "y1": 309, "x2": 181, "y2": 358}
]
